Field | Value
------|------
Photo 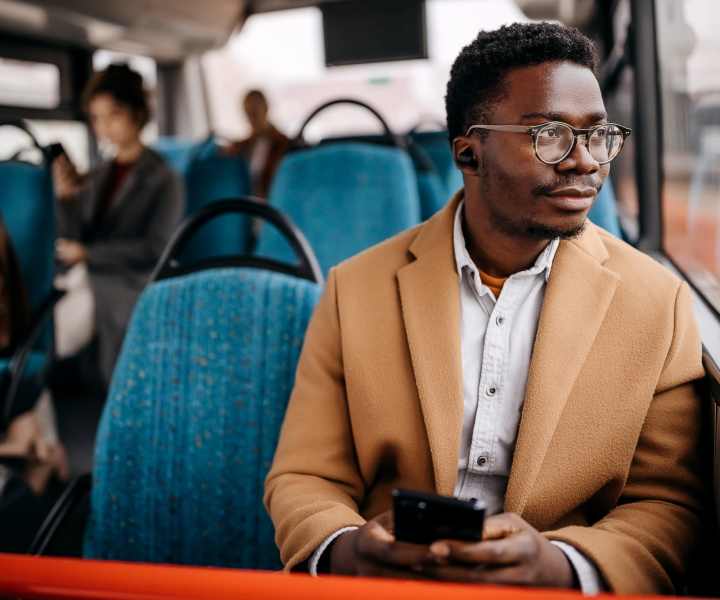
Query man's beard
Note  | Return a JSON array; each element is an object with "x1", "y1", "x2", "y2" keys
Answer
[{"x1": 489, "y1": 206, "x2": 587, "y2": 240}]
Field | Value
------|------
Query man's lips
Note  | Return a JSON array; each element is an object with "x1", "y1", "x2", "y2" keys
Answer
[
  {"x1": 542, "y1": 187, "x2": 597, "y2": 211},
  {"x1": 545, "y1": 186, "x2": 597, "y2": 198}
]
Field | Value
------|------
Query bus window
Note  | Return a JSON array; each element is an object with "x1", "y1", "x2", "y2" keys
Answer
[
  {"x1": 0, "y1": 56, "x2": 59, "y2": 109},
  {"x1": 656, "y1": 0, "x2": 720, "y2": 311},
  {"x1": 603, "y1": 1, "x2": 639, "y2": 242},
  {"x1": 202, "y1": 0, "x2": 526, "y2": 141}
]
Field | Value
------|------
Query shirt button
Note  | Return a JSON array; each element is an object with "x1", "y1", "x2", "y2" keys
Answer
[
  {"x1": 476, "y1": 456, "x2": 488, "y2": 466},
  {"x1": 496, "y1": 314, "x2": 505, "y2": 326},
  {"x1": 487, "y1": 386, "x2": 497, "y2": 397}
]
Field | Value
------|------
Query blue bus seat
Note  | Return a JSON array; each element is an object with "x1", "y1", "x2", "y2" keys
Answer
[
  {"x1": 0, "y1": 159, "x2": 55, "y2": 423},
  {"x1": 153, "y1": 137, "x2": 216, "y2": 174},
  {"x1": 84, "y1": 267, "x2": 322, "y2": 569},
  {"x1": 409, "y1": 130, "x2": 463, "y2": 197},
  {"x1": 588, "y1": 178, "x2": 622, "y2": 238},
  {"x1": 255, "y1": 143, "x2": 420, "y2": 274},
  {"x1": 406, "y1": 140, "x2": 448, "y2": 220},
  {"x1": 0, "y1": 161, "x2": 55, "y2": 312},
  {"x1": 181, "y1": 154, "x2": 253, "y2": 262}
]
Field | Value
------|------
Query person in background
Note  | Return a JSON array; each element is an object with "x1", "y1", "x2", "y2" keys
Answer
[
  {"x1": 1, "y1": 216, "x2": 68, "y2": 511},
  {"x1": 225, "y1": 90, "x2": 289, "y2": 198},
  {"x1": 51, "y1": 64, "x2": 184, "y2": 386}
]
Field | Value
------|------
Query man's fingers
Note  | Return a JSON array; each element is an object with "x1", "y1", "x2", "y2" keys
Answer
[
  {"x1": 357, "y1": 559, "x2": 429, "y2": 580},
  {"x1": 430, "y1": 532, "x2": 535, "y2": 566},
  {"x1": 422, "y1": 563, "x2": 532, "y2": 585},
  {"x1": 482, "y1": 512, "x2": 528, "y2": 540},
  {"x1": 356, "y1": 522, "x2": 430, "y2": 568}
]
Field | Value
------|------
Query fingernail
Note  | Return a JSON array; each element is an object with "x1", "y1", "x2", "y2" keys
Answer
[{"x1": 430, "y1": 542, "x2": 449, "y2": 557}]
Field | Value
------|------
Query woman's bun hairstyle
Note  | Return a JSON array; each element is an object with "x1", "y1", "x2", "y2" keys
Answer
[{"x1": 82, "y1": 63, "x2": 151, "y2": 128}]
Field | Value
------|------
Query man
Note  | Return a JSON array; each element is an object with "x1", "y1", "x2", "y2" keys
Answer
[
  {"x1": 225, "y1": 90, "x2": 289, "y2": 198},
  {"x1": 264, "y1": 23, "x2": 705, "y2": 594}
]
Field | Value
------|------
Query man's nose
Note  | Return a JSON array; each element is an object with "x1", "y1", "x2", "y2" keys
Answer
[{"x1": 556, "y1": 136, "x2": 600, "y2": 174}]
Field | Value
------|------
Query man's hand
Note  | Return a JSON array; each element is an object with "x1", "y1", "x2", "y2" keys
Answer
[
  {"x1": 329, "y1": 511, "x2": 431, "y2": 578},
  {"x1": 56, "y1": 238, "x2": 87, "y2": 267},
  {"x1": 421, "y1": 512, "x2": 576, "y2": 588}
]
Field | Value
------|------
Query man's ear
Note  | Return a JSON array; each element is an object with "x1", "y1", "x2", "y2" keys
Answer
[{"x1": 453, "y1": 137, "x2": 479, "y2": 175}]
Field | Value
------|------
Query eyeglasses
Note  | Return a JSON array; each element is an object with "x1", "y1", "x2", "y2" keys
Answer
[{"x1": 465, "y1": 121, "x2": 632, "y2": 165}]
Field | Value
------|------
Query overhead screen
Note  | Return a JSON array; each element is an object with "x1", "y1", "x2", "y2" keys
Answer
[{"x1": 322, "y1": 0, "x2": 428, "y2": 67}]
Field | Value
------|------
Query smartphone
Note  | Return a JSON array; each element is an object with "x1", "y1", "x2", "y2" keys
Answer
[
  {"x1": 392, "y1": 488, "x2": 485, "y2": 545},
  {"x1": 46, "y1": 142, "x2": 67, "y2": 162}
]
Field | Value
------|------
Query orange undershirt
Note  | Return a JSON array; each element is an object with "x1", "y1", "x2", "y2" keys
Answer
[{"x1": 478, "y1": 269, "x2": 508, "y2": 298}]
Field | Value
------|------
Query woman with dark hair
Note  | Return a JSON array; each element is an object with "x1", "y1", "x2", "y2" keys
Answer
[{"x1": 52, "y1": 63, "x2": 184, "y2": 385}]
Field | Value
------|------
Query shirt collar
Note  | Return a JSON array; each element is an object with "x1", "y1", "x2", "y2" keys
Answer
[{"x1": 452, "y1": 200, "x2": 559, "y2": 284}]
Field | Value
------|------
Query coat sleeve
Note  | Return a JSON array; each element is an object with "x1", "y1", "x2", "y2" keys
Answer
[
  {"x1": 85, "y1": 170, "x2": 184, "y2": 271},
  {"x1": 264, "y1": 268, "x2": 367, "y2": 571},
  {"x1": 544, "y1": 281, "x2": 708, "y2": 594}
]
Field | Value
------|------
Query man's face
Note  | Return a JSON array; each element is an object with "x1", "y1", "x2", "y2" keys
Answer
[
  {"x1": 244, "y1": 96, "x2": 269, "y2": 133},
  {"x1": 463, "y1": 61, "x2": 610, "y2": 240}
]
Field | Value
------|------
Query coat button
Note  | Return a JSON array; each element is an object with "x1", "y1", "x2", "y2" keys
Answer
[
  {"x1": 496, "y1": 314, "x2": 505, "y2": 326},
  {"x1": 476, "y1": 456, "x2": 488, "y2": 466},
  {"x1": 487, "y1": 386, "x2": 497, "y2": 397}
]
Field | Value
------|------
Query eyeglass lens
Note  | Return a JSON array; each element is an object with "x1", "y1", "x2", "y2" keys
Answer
[{"x1": 535, "y1": 123, "x2": 624, "y2": 164}]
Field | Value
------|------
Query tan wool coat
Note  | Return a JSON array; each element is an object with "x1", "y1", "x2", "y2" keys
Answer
[{"x1": 264, "y1": 192, "x2": 706, "y2": 594}]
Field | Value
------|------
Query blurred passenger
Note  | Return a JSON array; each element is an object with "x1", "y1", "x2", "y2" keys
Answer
[
  {"x1": 52, "y1": 64, "x2": 184, "y2": 385},
  {"x1": 225, "y1": 90, "x2": 289, "y2": 198},
  {"x1": 1, "y1": 216, "x2": 68, "y2": 503}
]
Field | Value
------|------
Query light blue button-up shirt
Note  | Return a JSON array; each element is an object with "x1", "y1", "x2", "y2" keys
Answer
[{"x1": 452, "y1": 201, "x2": 601, "y2": 593}]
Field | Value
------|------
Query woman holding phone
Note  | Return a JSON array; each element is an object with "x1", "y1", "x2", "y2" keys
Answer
[{"x1": 52, "y1": 64, "x2": 184, "y2": 386}]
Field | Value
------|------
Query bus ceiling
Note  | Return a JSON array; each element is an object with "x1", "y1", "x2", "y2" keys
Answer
[{"x1": 0, "y1": 0, "x2": 602, "y2": 63}]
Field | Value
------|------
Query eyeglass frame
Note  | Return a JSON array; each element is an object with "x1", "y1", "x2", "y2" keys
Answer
[{"x1": 464, "y1": 121, "x2": 632, "y2": 165}]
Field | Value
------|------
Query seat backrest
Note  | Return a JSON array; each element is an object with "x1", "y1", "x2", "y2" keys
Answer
[
  {"x1": 588, "y1": 177, "x2": 622, "y2": 238},
  {"x1": 409, "y1": 131, "x2": 463, "y2": 197},
  {"x1": 255, "y1": 143, "x2": 420, "y2": 273},
  {"x1": 153, "y1": 137, "x2": 215, "y2": 174},
  {"x1": 181, "y1": 154, "x2": 253, "y2": 262},
  {"x1": 0, "y1": 160, "x2": 54, "y2": 312},
  {"x1": 84, "y1": 267, "x2": 322, "y2": 569}
]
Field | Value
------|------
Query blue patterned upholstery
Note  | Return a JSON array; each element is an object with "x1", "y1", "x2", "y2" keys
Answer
[
  {"x1": 255, "y1": 143, "x2": 420, "y2": 274},
  {"x1": 416, "y1": 170, "x2": 447, "y2": 221},
  {"x1": 153, "y1": 137, "x2": 215, "y2": 174},
  {"x1": 84, "y1": 267, "x2": 321, "y2": 569},
  {"x1": 0, "y1": 161, "x2": 54, "y2": 312},
  {"x1": 588, "y1": 178, "x2": 622, "y2": 238},
  {"x1": 410, "y1": 131, "x2": 463, "y2": 197},
  {"x1": 181, "y1": 155, "x2": 253, "y2": 262}
]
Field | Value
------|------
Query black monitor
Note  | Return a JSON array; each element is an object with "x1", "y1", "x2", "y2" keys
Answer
[{"x1": 322, "y1": 0, "x2": 428, "y2": 67}]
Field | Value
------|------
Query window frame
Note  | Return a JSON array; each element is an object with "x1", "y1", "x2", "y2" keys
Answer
[{"x1": 0, "y1": 33, "x2": 92, "y2": 122}]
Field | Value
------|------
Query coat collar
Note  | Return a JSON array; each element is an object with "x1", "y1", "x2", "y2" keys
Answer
[{"x1": 399, "y1": 190, "x2": 619, "y2": 504}]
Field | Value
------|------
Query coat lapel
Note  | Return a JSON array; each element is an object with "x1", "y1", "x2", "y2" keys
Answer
[
  {"x1": 504, "y1": 227, "x2": 620, "y2": 514},
  {"x1": 397, "y1": 195, "x2": 464, "y2": 495}
]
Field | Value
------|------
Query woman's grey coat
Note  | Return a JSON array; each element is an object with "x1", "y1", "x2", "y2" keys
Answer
[{"x1": 56, "y1": 148, "x2": 184, "y2": 383}]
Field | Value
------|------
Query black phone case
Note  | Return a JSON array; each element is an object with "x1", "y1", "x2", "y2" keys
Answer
[{"x1": 392, "y1": 488, "x2": 485, "y2": 545}]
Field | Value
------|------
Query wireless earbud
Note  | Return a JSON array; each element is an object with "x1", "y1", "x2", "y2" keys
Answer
[{"x1": 456, "y1": 148, "x2": 478, "y2": 168}]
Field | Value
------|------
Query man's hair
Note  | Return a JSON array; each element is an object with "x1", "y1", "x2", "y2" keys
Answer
[
  {"x1": 83, "y1": 63, "x2": 151, "y2": 128},
  {"x1": 445, "y1": 22, "x2": 598, "y2": 143},
  {"x1": 244, "y1": 89, "x2": 268, "y2": 107}
]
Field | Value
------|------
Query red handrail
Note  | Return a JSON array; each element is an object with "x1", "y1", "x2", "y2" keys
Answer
[
  {"x1": 0, "y1": 553, "x2": 580, "y2": 600},
  {"x1": 0, "y1": 553, "x2": 686, "y2": 600}
]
